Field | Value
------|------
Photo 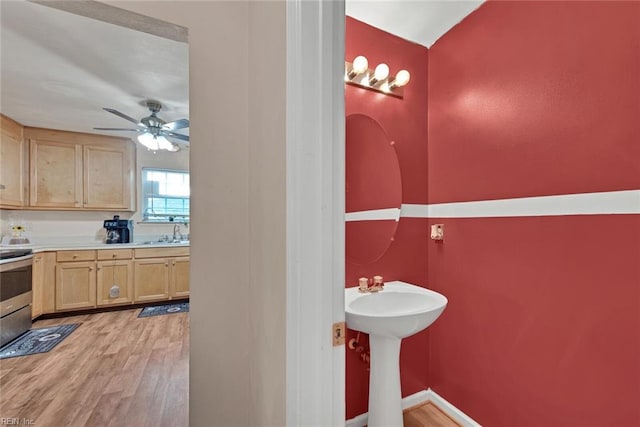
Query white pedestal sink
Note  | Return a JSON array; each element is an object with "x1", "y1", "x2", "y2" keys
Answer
[{"x1": 345, "y1": 281, "x2": 447, "y2": 427}]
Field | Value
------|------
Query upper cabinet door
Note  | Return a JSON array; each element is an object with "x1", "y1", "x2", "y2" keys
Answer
[
  {"x1": 84, "y1": 144, "x2": 133, "y2": 210},
  {"x1": 29, "y1": 138, "x2": 82, "y2": 208},
  {"x1": 0, "y1": 115, "x2": 27, "y2": 207},
  {"x1": 24, "y1": 127, "x2": 135, "y2": 211}
]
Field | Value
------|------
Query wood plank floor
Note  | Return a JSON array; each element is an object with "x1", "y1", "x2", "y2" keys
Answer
[
  {"x1": 403, "y1": 401, "x2": 461, "y2": 427},
  {"x1": 0, "y1": 308, "x2": 188, "y2": 427}
]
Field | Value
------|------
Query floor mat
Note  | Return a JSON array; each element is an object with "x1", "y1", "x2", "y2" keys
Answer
[
  {"x1": 0, "y1": 324, "x2": 80, "y2": 360},
  {"x1": 138, "y1": 302, "x2": 189, "y2": 318}
]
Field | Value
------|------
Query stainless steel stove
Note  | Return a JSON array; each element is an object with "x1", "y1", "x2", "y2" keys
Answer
[{"x1": 0, "y1": 248, "x2": 33, "y2": 347}]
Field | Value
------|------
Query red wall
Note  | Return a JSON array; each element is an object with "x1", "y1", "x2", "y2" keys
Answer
[
  {"x1": 345, "y1": 17, "x2": 429, "y2": 419},
  {"x1": 428, "y1": 2, "x2": 640, "y2": 426}
]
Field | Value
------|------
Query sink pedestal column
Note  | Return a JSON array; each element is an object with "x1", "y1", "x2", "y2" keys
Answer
[{"x1": 368, "y1": 334, "x2": 403, "y2": 427}]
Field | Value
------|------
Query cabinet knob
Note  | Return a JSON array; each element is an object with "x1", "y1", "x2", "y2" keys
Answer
[
  {"x1": 0, "y1": 184, "x2": 5, "y2": 190},
  {"x1": 72, "y1": 255, "x2": 77, "y2": 259},
  {"x1": 112, "y1": 254, "x2": 116, "y2": 258},
  {"x1": 165, "y1": 263, "x2": 169, "y2": 267}
]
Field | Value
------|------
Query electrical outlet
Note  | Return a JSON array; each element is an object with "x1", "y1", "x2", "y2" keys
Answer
[
  {"x1": 430, "y1": 224, "x2": 444, "y2": 241},
  {"x1": 333, "y1": 322, "x2": 346, "y2": 346}
]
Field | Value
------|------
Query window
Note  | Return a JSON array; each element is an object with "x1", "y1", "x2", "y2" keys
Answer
[{"x1": 142, "y1": 168, "x2": 190, "y2": 222}]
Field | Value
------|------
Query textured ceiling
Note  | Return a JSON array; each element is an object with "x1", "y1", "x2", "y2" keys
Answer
[
  {"x1": 0, "y1": 0, "x2": 189, "y2": 139},
  {"x1": 346, "y1": 0, "x2": 484, "y2": 47},
  {"x1": 1, "y1": 1, "x2": 481, "y2": 142}
]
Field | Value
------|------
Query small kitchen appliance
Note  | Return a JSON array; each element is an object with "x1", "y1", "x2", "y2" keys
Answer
[{"x1": 103, "y1": 215, "x2": 133, "y2": 244}]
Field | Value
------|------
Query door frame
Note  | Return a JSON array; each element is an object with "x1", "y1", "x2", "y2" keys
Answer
[{"x1": 286, "y1": 0, "x2": 346, "y2": 425}]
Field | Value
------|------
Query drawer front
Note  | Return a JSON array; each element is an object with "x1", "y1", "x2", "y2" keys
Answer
[
  {"x1": 56, "y1": 250, "x2": 96, "y2": 262},
  {"x1": 134, "y1": 247, "x2": 190, "y2": 259},
  {"x1": 97, "y1": 249, "x2": 133, "y2": 260}
]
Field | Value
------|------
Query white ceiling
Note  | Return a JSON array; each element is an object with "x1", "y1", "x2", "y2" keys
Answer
[
  {"x1": 346, "y1": 0, "x2": 483, "y2": 47},
  {"x1": 0, "y1": 0, "x2": 189, "y2": 141},
  {"x1": 1, "y1": 1, "x2": 480, "y2": 143}
]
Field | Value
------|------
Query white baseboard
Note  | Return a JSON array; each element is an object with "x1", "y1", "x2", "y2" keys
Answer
[{"x1": 345, "y1": 388, "x2": 480, "y2": 427}]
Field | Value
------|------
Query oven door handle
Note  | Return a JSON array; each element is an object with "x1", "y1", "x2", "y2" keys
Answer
[{"x1": 0, "y1": 256, "x2": 33, "y2": 272}]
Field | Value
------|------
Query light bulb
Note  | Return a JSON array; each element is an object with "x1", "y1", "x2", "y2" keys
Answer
[
  {"x1": 157, "y1": 135, "x2": 173, "y2": 151},
  {"x1": 391, "y1": 70, "x2": 411, "y2": 88},
  {"x1": 352, "y1": 56, "x2": 368, "y2": 74},
  {"x1": 369, "y1": 63, "x2": 389, "y2": 85},
  {"x1": 138, "y1": 133, "x2": 159, "y2": 151},
  {"x1": 374, "y1": 63, "x2": 389, "y2": 81}
]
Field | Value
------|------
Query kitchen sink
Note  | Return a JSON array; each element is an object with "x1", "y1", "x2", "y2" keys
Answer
[{"x1": 137, "y1": 240, "x2": 189, "y2": 245}]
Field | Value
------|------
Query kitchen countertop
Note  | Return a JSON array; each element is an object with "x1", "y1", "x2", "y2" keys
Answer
[{"x1": 0, "y1": 240, "x2": 190, "y2": 253}]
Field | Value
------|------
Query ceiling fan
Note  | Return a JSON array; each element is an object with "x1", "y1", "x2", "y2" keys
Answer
[{"x1": 94, "y1": 100, "x2": 189, "y2": 151}]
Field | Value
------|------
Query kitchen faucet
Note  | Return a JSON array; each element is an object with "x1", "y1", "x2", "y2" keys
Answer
[{"x1": 172, "y1": 224, "x2": 184, "y2": 242}]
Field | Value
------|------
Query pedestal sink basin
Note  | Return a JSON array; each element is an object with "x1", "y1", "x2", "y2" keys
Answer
[{"x1": 345, "y1": 281, "x2": 447, "y2": 427}]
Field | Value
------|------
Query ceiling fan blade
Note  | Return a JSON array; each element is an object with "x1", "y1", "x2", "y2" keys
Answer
[
  {"x1": 103, "y1": 108, "x2": 144, "y2": 127},
  {"x1": 165, "y1": 131, "x2": 189, "y2": 142},
  {"x1": 162, "y1": 118, "x2": 190, "y2": 131},
  {"x1": 93, "y1": 127, "x2": 145, "y2": 132}
]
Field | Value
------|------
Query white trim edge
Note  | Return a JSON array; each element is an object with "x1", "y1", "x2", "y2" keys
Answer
[
  {"x1": 286, "y1": 0, "x2": 345, "y2": 426},
  {"x1": 425, "y1": 389, "x2": 482, "y2": 427},
  {"x1": 345, "y1": 208, "x2": 400, "y2": 222},
  {"x1": 401, "y1": 190, "x2": 640, "y2": 218},
  {"x1": 345, "y1": 389, "x2": 481, "y2": 427}
]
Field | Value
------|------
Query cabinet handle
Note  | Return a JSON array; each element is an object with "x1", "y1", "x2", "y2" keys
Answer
[{"x1": 0, "y1": 184, "x2": 5, "y2": 190}]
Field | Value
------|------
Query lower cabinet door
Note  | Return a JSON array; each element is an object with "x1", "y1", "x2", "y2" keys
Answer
[
  {"x1": 97, "y1": 260, "x2": 133, "y2": 306},
  {"x1": 170, "y1": 257, "x2": 190, "y2": 298},
  {"x1": 134, "y1": 258, "x2": 170, "y2": 302},
  {"x1": 56, "y1": 262, "x2": 96, "y2": 310}
]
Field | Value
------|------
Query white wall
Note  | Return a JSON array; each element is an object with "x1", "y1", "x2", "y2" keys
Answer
[
  {"x1": 109, "y1": 1, "x2": 288, "y2": 426},
  {"x1": 0, "y1": 144, "x2": 189, "y2": 243}
]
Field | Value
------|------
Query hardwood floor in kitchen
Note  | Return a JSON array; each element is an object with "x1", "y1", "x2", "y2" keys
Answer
[{"x1": 0, "y1": 308, "x2": 188, "y2": 427}]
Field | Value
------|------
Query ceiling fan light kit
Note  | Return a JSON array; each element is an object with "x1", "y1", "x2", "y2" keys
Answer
[{"x1": 94, "y1": 100, "x2": 189, "y2": 152}]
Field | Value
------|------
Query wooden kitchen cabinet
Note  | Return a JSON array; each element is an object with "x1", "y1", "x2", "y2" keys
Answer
[
  {"x1": 24, "y1": 127, "x2": 135, "y2": 211},
  {"x1": 29, "y1": 137, "x2": 82, "y2": 208},
  {"x1": 55, "y1": 250, "x2": 97, "y2": 311},
  {"x1": 134, "y1": 247, "x2": 190, "y2": 302},
  {"x1": 0, "y1": 114, "x2": 27, "y2": 208},
  {"x1": 134, "y1": 258, "x2": 170, "y2": 302},
  {"x1": 96, "y1": 249, "x2": 134, "y2": 306},
  {"x1": 84, "y1": 144, "x2": 133, "y2": 210},
  {"x1": 96, "y1": 259, "x2": 133, "y2": 306},
  {"x1": 170, "y1": 256, "x2": 190, "y2": 298},
  {"x1": 56, "y1": 260, "x2": 97, "y2": 311},
  {"x1": 31, "y1": 253, "x2": 45, "y2": 318},
  {"x1": 32, "y1": 252, "x2": 58, "y2": 318}
]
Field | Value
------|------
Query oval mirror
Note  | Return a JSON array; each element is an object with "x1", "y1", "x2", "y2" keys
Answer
[{"x1": 345, "y1": 113, "x2": 402, "y2": 265}]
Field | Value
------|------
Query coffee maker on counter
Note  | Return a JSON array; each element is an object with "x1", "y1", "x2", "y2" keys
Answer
[{"x1": 104, "y1": 215, "x2": 133, "y2": 244}]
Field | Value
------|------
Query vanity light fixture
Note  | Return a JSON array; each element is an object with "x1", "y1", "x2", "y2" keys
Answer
[{"x1": 344, "y1": 55, "x2": 411, "y2": 98}]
